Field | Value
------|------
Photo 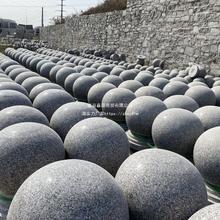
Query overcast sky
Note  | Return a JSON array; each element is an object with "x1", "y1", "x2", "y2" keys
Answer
[{"x1": 0, "y1": 0, "x2": 102, "y2": 27}]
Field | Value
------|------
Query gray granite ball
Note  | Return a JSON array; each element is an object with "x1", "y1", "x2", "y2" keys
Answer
[
  {"x1": 152, "y1": 108, "x2": 204, "y2": 156},
  {"x1": 80, "y1": 67, "x2": 97, "y2": 76},
  {"x1": 149, "y1": 78, "x2": 169, "y2": 89},
  {"x1": 194, "y1": 127, "x2": 220, "y2": 187},
  {"x1": 0, "y1": 82, "x2": 28, "y2": 96},
  {"x1": 33, "y1": 89, "x2": 75, "y2": 120},
  {"x1": 189, "y1": 204, "x2": 220, "y2": 220},
  {"x1": 185, "y1": 86, "x2": 216, "y2": 107},
  {"x1": 50, "y1": 102, "x2": 100, "y2": 140},
  {"x1": 170, "y1": 76, "x2": 188, "y2": 84},
  {"x1": 213, "y1": 80, "x2": 220, "y2": 87},
  {"x1": 8, "y1": 68, "x2": 27, "y2": 80},
  {"x1": 212, "y1": 86, "x2": 220, "y2": 106},
  {"x1": 39, "y1": 62, "x2": 56, "y2": 78},
  {"x1": 7, "y1": 160, "x2": 129, "y2": 220},
  {"x1": 115, "y1": 149, "x2": 208, "y2": 220},
  {"x1": 135, "y1": 86, "x2": 165, "y2": 100},
  {"x1": 164, "y1": 95, "x2": 199, "y2": 112},
  {"x1": 101, "y1": 75, "x2": 123, "y2": 87},
  {"x1": 4, "y1": 65, "x2": 21, "y2": 75},
  {"x1": 64, "y1": 118, "x2": 130, "y2": 175},
  {"x1": 97, "y1": 65, "x2": 112, "y2": 74},
  {"x1": 118, "y1": 80, "x2": 143, "y2": 92},
  {"x1": 120, "y1": 70, "x2": 138, "y2": 81},
  {"x1": 0, "y1": 90, "x2": 32, "y2": 110},
  {"x1": 134, "y1": 71, "x2": 154, "y2": 86},
  {"x1": 194, "y1": 106, "x2": 220, "y2": 130},
  {"x1": 0, "y1": 60, "x2": 18, "y2": 71},
  {"x1": 55, "y1": 67, "x2": 76, "y2": 86},
  {"x1": 188, "y1": 82, "x2": 208, "y2": 88},
  {"x1": 29, "y1": 83, "x2": 63, "y2": 101},
  {"x1": 14, "y1": 71, "x2": 39, "y2": 84},
  {"x1": 110, "y1": 67, "x2": 124, "y2": 76},
  {"x1": 73, "y1": 76, "x2": 98, "y2": 101},
  {"x1": 102, "y1": 88, "x2": 136, "y2": 121},
  {"x1": 64, "y1": 73, "x2": 83, "y2": 94},
  {"x1": 49, "y1": 65, "x2": 62, "y2": 82},
  {"x1": 0, "y1": 105, "x2": 49, "y2": 130},
  {"x1": 163, "y1": 81, "x2": 189, "y2": 98},
  {"x1": 36, "y1": 60, "x2": 49, "y2": 73},
  {"x1": 0, "y1": 122, "x2": 65, "y2": 198},
  {"x1": 125, "y1": 96, "x2": 167, "y2": 137},
  {"x1": 87, "y1": 82, "x2": 116, "y2": 109},
  {"x1": 92, "y1": 72, "x2": 108, "y2": 82}
]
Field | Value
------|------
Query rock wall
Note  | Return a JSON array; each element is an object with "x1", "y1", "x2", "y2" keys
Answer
[{"x1": 40, "y1": 0, "x2": 220, "y2": 72}]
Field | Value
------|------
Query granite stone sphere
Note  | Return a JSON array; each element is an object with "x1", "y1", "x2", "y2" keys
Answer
[
  {"x1": 33, "y1": 88, "x2": 74, "y2": 118},
  {"x1": 118, "y1": 80, "x2": 143, "y2": 92},
  {"x1": 135, "y1": 86, "x2": 165, "y2": 100},
  {"x1": 80, "y1": 67, "x2": 97, "y2": 76},
  {"x1": 29, "y1": 57, "x2": 43, "y2": 71},
  {"x1": 101, "y1": 75, "x2": 123, "y2": 87},
  {"x1": 14, "y1": 71, "x2": 39, "y2": 84},
  {"x1": 63, "y1": 62, "x2": 76, "y2": 68},
  {"x1": 125, "y1": 96, "x2": 167, "y2": 137},
  {"x1": 134, "y1": 71, "x2": 154, "y2": 86},
  {"x1": 0, "y1": 105, "x2": 49, "y2": 130},
  {"x1": 8, "y1": 68, "x2": 27, "y2": 80},
  {"x1": 64, "y1": 73, "x2": 83, "y2": 94},
  {"x1": 148, "y1": 78, "x2": 169, "y2": 89},
  {"x1": 55, "y1": 67, "x2": 76, "y2": 86},
  {"x1": 0, "y1": 90, "x2": 32, "y2": 110},
  {"x1": 7, "y1": 160, "x2": 129, "y2": 220},
  {"x1": 92, "y1": 72, "x2": 108, "y2": 82},
  {"x1": 29, "y1": 83, "x2": 63, "y2": 101},
  {"x1": 115, "y1": 149, "x2": 208, "y2": 220},
  {"x1": 49, "y1": 65, "x2": 63, "y2": 82},
  {"x1": 170, "y1": 76, "x2": 188, "y2": 84},
  {"x1": 213, "y1": 80, "x2": 220, "y2": 87},
  {"x1": 110, "y1": 67, "x2": 124, "y2": 76},
  {"x1": 154, "y1": 73, "x2": 170, "y2": 80},
  {"x1": 189, "y1": 204, "x2": 220, "y2": 220},
  {"x1": 73, "y1": 65, "x2": 85, "y2": 73},
  {"x1": 152, "y1": 108, "x2": 204, "y2": 156},
  {"x1": 88, "y1": 82, "x2": 116, "y2": 108},
  {"x1": 185, "y1": 86, "x2": 216, "y2": 107},
  {"x1": 194, "y1": 106, "x2": 220, "y2": 131},
  {"x1": 163, "y1": 81, "x2": 189, "y2": 98},
  {"x1": 0, "y1": 78, "x2": 13, "y2": 83},
  {"x1": 4, "y1": 65, "x2": 21, "y2": 75},
  {"x1": 73, "y1": 76, "x2": 98, "y2": 101},
  {"x1": 0, "y1": 73, "x2": 9, "y2": 78},
  {"x1": 193, "y1": 77, "x2": 206, "y2": 83},
  {"x1": 120, "y1": 70, "x2": 138, "y2": 81},
  {"x1": 188, "y1": 81, "x2": 208, "y2": 88},
  {"x1": 212, "y1": 86, "x2": 220, "y2": 106},
  {"x1": 50, "y1": 102, "x2": 100, "y2": 140},
  {"x1": 39, "y1": 62, "x2": 56, "y2": 78},
  {"x1": 36, "y1": 60, "x2": 49, "y2": 73},
  {"x1": 102, "y1": 88, "x2": 136, "y2": 121},
  {"x1": 97, "y1": 64, "x2": 112, "y2": 74},
  {"x1": 0, "y1": 122, "x2": 65, "y2": 198},
  {"x1": 64, "y1": 117, "x2": 130, "y2": 175},
  {"x1": 164, "y1": 95, "x2": 199, "y2": 112},
  {"x1": 0, "y1": 60, "x2": 18, "y2": 71},
  {"x1": 194, "y1": 127, "x2": 220, "y2": 187},
  {"x1": 0, "y1": 82, "x2": 28, "y2": 96}
]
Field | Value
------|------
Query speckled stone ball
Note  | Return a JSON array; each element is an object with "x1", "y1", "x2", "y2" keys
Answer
[
  {"x1": 0, "y1": 106, "x2": 49, "y2": 130},
  {"x1": 163, "y1": 81, "x2": 189, "y2": 98},
  {"x1": 115, "y1": 149, "x2": 208, "y2": 220},
  {"x1": 194, "y1": 106, "x2": 220, "y2": 130},
  {"x1": 149, "y1": 78, "x2": 169, "y2": 89},
  {"x1": 0, "y1": 60, "x2": 18, "y2": 71},
  {"x1": 120, "y1": 70, "x2": 138, "y2": 81},
  {"x1": 0, "y1": 122, "x2": 65, "y2": 198},
  {"x1": 4, "y1": 65, "x2": 21, "y2": 75},
  {"x1": 29, "y1": 83, "x2": 63, "y2": 101},
  {"x1": 102, "y1": 88, "x2": 136, "y2": 121},
  {"x1": 185, "y1": 86, "x2": 216, "y2": 107},
  {"x1": 194, "y1": 127, "x2": 220, "y2": 187},
  {"x1": 212, "y1": 86, "x2": 220, "y2": 106},
  {"x1": 7, "y1": 160, "x2": 129, "y2": 220},
  {"x1": 125, "y1": 96, "x2": 167, "y2": 137},
  {"x1": 164, "y1": 95, "x2": 199, "y2": 112},
  {"x1": 73, "y1": 76, "x2": 98, "y2": 101},
  {"x1": 14, "y1": 71, "x2": 39, "y2": 84},
  {"x1": 118, "y1": 80, "x2": 143, "y2": 92},
  {"x1": 92, "y1": 72, "x2": 108, "y2": 82},
  {"x1": 188, "y1": 82, "x2": 208, "y2": 88},
  {"x1": 88, "y1": 82, "x2": 116, "y2": 109},
  {"x1": 80, "y1": 67, "x2": 97, "y2": 76},
  {"x1": 39, "y1": 62, "x2": 56, "y2": 78},
  {"x1": 64, "y1": 117, "x2": 130, "y2": 175},
  {"x1": 101, "y1": 75, "x2": 123, "y2": 87},
  {"x1": 33, "y1": 89, "x2": 75, "y2": 120},
  {"x1": 97, "y1": 65, "x2": 112, "y2": 74},
  {"x1": 189, "y1": 204, "x2": 220, "y2": 220},
  {"x1": 36, "y1": 60, "x2": 49, "y2": 73},
  {"x1": 170, "y1": 76, "x2": 188, "y2": 84},
  {"x1": 8, "y1": 68, "x2": 27, "y2": 80},
  {"x1": 49, "y1": 65, "x2": 62, "y2": 82},
  {"x1": 152, "y1": 108, "x2": 204, "y2": 156},
  {"x1": 50, "y1": 102, "x2": 100, "y2": 140},
  {"x1": 55, "y1": 67, "x2": 76, "y2": 86},
  {"x1": 0, "y1": 90, "x2": 32, "y2": 110},
  {"x1": 135, "y1": 86, "x2": 165, "y2": 100},
  {"x1": 134, "y1": 71, "x2": 154, "y2": 86},
  {"x1": 64, "y1": 73, "x2": 83, "y2": 94},
  {"x1": 0, "y1": 82, "x2": 28, "y2": 96},
  {"x1": 110, "y1": 67, "x2": 124, "y2": 76}
]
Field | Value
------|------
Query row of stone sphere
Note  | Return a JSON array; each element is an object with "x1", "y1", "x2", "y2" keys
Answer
[{"x1": 0, "y1": 47, "x2": 219, "y2": 219}]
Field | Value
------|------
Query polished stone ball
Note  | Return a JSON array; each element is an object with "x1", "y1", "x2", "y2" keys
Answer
[
  {"x1": 80, "y1": 67, "x2": 97, "y2": 76},
  {"x1": 194, "y1": 106, "x2": 220, "y2": 130},
  {"x1": 29, "y1": 83, "x2": 63, "y2": 101},
  {"x1": 56, "y1": 67, "x2": 76, "y2": 86},
  {"x1": 0, "y1": 105, "x2": 49, "y2": 130},
  {"x1": 4, "y1": 65, "x2": 21, "y2": 75},
  {"x1": 189, "y1": 204, "x2": 220, "y2": 220},
  {"x1": 185, "y1": 86, "x2": 216, "y2": 107},
  {"x1": 194, "y1": 127, "x2": 220, "y2": 187},
  {"x1": 120, "y1": 70, "x2": 138, "y2": 81},
  {"x1": 134, "y1": 71, "x2": 154, "y2": 86},
  {"x1": 8, "y1": 68, "x2": 27, "y2": 80},
  {"x1": 50, "y1": 102, "x2": 100, "y2": 140},
  {"x1": 92, "y1": 72, "x2": 108, "y2": 82},
  {"x1": 88, "y1": 82, "x2": 116, "y2": 109},
  {"x1": 101, "y1": 75, "x2": 123, "y2": 87},
  {"x1": 33, "y1": 89, "x2": 75, "y2": 120},
  {"x1": 110, "y1": 67, "x2": 124, "y2": 76},
  {"x1": 97, "y1": 65, "x2": 112, "y2": 74},
  {"x1": 73, "y1": 76, "x2": 98, "y2": 101},
  {"x1": 152, "y1": 108, "x2": 204, "y2": 156},
  {"x1": 0, "y1": 90, "x2": 32, "y2": 110},
  {"x1": 29, "y1": 58, "x2": 42, "y2": 72},
  {"x1": 49, "y1": 65, "x2": 63, "y2": 82},
  {"x1": 170, "y1": 77, "x2": 188, "y2": 84},
  {"x1": 14, "y1": 71, "x2": 39, "y2": 84},
  {"x1": 64, "y1": 117, "x2": 130, "y2": 175},
  {"x1": 0, "y1": 82, "x2": 28, "y2": 96},
  {"x1": 212, "y1": 86, "x2": 220, "y2": 106},
  {"x1": 36, "y1": 60, "x2": 49, "y2": 73},
  {"x1": 163, "y1": 81, "x2": 189, "y2": 97},
  {"x1": 164, "y1": 95, "x2": 199, "y2": 112},
  {"x1": 115, "y1": 149, "x2": 208, "y2": 220},
  {"x1": 125, "y1": 96, "x2": 167, "y2": 137},
  {"x1": 118, "y1": 80, "x2": 143, "y2": 92},
  {"x1": 7, "y1": 160, "x2": 129, "y2": 220},
  {"x1": 0, "y1": 60, "x2": 18, "y2": 71},
  {"x1": 149, "y1": 78, "x2": 169, "y2": 89},
  {"x1": 0, "y1": 122, "x2": 65, "y2": 198},
  {"x1": 73, "y1": 65, "x2": 85, "y2": 73},
  {"x1": 64, "y1": 73, "x2": 83, "y2": 94},
  {"x1": 135, "y1": 86, "x2": 165, "y2": 100},
  {"x1": 39, "y1": 62, "x2": 56, "y2": 78},
  {"x1": 188, "y1": 82, "x2": 208, "y2": 88}
]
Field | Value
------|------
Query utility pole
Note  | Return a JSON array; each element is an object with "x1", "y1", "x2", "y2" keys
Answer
[
  {"x1": 41, "y1": 7, "x2": 44, "y2": 27},
  {"x1": 61, "y1": 0, "x2": 64, "y2": 23}
]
